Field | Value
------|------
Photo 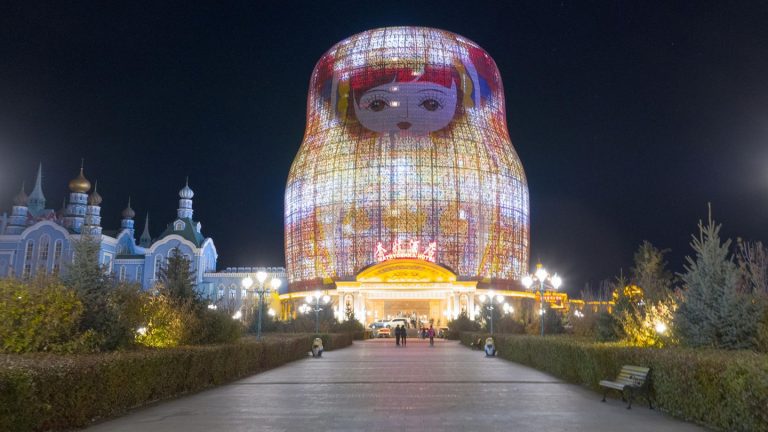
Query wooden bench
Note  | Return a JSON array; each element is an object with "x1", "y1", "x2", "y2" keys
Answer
[{"x1": 599, "y1": 365, "x2": 653, "y2": 409}]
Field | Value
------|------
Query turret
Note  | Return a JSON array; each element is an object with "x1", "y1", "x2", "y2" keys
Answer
[
  {"x1": 6, "y1": 183, "x2": 29, "y2": 235},
  {"x1": 139, "y1": 213, "x2": 152, "y2": 247},
  {"x1": 27, "y1": 163, "x2": 46, "y2": 216},
  {"x1": 120, "y1": 197, "x2": 136, "y2": 236},
  {"x1": 177, "y1": 178, "x2": 194, "y2": 219},
  {"x1": 82, "y1": 181, "x2": 103, "y2": 236},
  {"x1": 64, "y1": 161, "x2": 91, "y2": 233}
]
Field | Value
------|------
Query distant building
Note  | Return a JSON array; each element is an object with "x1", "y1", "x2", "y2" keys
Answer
[{"x1": 0, "y1": 164, "x2": 286, "y2": 312}]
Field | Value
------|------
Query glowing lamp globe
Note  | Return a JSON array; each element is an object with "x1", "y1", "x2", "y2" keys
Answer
[{"x1": 256, "y1": 271, "x2": 268, "y2": 284}]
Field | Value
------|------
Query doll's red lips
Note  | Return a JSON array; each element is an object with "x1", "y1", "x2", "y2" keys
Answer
[{"x1": 397, "y1": 122, "x2": 412, "y2": 130}]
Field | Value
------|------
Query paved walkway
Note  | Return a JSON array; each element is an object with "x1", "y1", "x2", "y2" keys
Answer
[{"x1": 86, "y1": 339, "x2": 707, "y2": 431}]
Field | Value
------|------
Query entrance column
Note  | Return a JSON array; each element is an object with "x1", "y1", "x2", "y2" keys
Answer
[
  {"x1": 337, "y1": 292, "x2": 344, "y2": 321},
  {"x1": 355, "y1": 292, "x2": 365, "y2": 321},
  {"x1": 468, "y1": 294, "x2": 475, "y2": 320}
]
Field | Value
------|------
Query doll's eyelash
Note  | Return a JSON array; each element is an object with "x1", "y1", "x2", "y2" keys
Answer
[
  {"x1": 361, "y1": 95, "x2": 391, "y2": 107},
  {"x1": 418, "y1": 95, "x2": 445, "y2": 106}
]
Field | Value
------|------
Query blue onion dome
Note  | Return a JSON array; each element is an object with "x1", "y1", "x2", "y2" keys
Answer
[
  {"x1": 13, "y1": 183, "x2": 28, "y2": 206},
  {"x1": 68, "y1": 167, "x2": 91, "y2": 193},
  {"x1": 88, "y1": 182, "x2": 102, "y2": 205},
  {"x1": 179, "y1": 179, "x2": 194, "y2": 199},
  {"x1": 122, "y1": 198, "x2": 135, "y2": 219}
]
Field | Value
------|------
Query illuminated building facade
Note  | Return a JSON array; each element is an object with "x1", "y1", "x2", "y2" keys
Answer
[
  {"x1": 0, "y1": 164, "x2": 287, "y2": 315},
  {"x1": 284, "y1": 27, "x2": 538, "y2": 324}
]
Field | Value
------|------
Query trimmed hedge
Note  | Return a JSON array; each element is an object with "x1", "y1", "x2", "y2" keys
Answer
[
  {"x1": 461, "y1": 333, "x2": 768, "y2": 432},
  {"x1": 0, "y1": 333, "x2": 354, "y2": 431}
]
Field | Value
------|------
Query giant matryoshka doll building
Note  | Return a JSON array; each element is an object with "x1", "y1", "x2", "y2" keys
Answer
[{"x1": 284, "y1": 27, "x2": 550, "y2": 325}]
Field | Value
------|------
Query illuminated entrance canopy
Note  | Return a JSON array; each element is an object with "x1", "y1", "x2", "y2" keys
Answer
[{"x1": 375, "y1": 239, "x2": 436, "y2": 263}]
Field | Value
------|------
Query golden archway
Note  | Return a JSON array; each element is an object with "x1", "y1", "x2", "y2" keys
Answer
[{"x1": 355, "y1": 259, "x2": 457, "y2": 283}]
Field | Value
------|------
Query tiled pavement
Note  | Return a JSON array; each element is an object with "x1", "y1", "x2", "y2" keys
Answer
[{"x1": 84, "y1": 338, "x2": 708, "y2": 431}]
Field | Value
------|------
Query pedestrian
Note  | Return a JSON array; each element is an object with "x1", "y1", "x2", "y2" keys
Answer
[
  {"x1": 427, "y1": 324, "x2": 435, "y2": 346},
  {"x1": 401, "y1": 325, "x2": 407, "y2": 346},
  {"x1": 395, "y1": 324, "x2": 401, "y2": 346}
]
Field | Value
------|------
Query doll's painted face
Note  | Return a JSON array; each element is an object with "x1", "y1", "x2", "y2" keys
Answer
[{"x1": 353, "y1": 81, "x2": 458, "y2": 135}]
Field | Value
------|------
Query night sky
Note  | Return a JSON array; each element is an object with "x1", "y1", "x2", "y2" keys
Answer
[{"x1": 2, "y1": 1, "x2": 767, "y2": 294}]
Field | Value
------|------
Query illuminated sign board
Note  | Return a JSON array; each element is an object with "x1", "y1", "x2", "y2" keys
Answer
[{"x1": 375, "y1": 239, "x2": 436, "y2": 263}]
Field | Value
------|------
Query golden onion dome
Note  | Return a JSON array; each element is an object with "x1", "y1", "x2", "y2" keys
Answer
[
  {"x1": 13, "y1": 183, "x2": 28, "y2": 206},
  {"x1": 69, "y1": 168, "x2": 91, "y2": 193},
  {"x1": 88, "y1": 182, "x2": 102, "y2": 205}
]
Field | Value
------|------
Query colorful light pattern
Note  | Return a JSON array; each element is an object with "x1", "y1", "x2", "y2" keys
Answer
[{"x1": 285, "y1": 27, "x2": 529, "y2": 290}]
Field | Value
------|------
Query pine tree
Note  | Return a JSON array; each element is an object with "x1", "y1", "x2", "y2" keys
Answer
[
  {"x1": 676, "y1": 210, "x2": 760, "y2": 349},
  {"x1": 157, "y1": 247, "x2": 198, "y2": 305},
  {"x1": 630, "y1": 241, "x2": 673, "y2": 303},
  {"x1": 64, "y1": 235, "x2": 113, "y2": 334}
]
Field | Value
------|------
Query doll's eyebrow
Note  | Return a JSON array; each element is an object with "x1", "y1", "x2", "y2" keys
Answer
[
  {"x1": 417, "y1": 89, "x2": 446, "y2": 94},
  {"x1": 366, "y1": 89, "x2": 395, "y2": 94}
]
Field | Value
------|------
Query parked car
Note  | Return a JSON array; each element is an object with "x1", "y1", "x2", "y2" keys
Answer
[
  {"x1": 375, "y1": 327, "x2": 391, "y2": 338},
  {"x1": 386, "y1": 318, "x2": 410, "y2": 328},
  {"x1": 369, "y1": 320, "x2": 388, "y2": 329},
  {"x1": 437, "y1": 326, "x2": 450, "y2": 338}
]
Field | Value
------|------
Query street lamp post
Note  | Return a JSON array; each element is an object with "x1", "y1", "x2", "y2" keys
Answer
[
  {"x1": 242, "y1": 271, "x2": 282, "y2": 340},
  {"x1": 478, "y1": 290, "x2": 505, "y2": 335},
  {"x1": 521, "y1": 264, "x2": 562, "y2": 337},
  {"x1": 303, "y1": 291, "x2": 331, "y2": 334}
]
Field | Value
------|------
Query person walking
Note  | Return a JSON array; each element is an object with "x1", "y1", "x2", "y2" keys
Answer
[
  {"x1": 395, "y1": 324, "x2": 401, "y2": 346},
  {"x1": 427, "y1": 324, "x2": 435, "y2": 347},
  {"x1": 401, "y1": 325, "x2": 407, "y2": 347}
]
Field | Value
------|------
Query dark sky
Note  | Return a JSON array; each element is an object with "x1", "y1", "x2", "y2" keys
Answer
[{"x1": 2, "y1": 1, "x2": 768, "y2": 294}]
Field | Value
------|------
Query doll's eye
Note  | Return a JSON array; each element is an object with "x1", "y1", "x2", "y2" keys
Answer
[
  {"x1": 419, "y1": 99, "x2": 442, "y2": 111},
  {"x1": 366, "y1": 99, "x2": 389, "y2": 112}
]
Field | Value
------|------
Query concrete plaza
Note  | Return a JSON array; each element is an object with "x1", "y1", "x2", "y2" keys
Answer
[{"x1": 86, "y1": 338, "x2": 707, "y2": 431}]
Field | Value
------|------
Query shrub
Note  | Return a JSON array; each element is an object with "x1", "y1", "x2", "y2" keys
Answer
[
  {"x1": 446, "y1": 312, "x2": 480, "y2": 339},
  {"x1": 332, "y1": 315, "x2": 365, "y2": 334},
  {"x1": 0, "y1": 277, "x2": 84, "y2": 353},
  {"x1": 196, "y1": 309, "x2": 242, "y2": 344},
  {"x1": 494, "y1": 316, "x2": 525, "y2": 334},
  {"x1": 460, "y1": 333, "x2": 768, "y2": 432},
  {"x1": 135, "y1": 294, "x2": 191, "y2": 348},
  {"x1": 0, "y1": 333, "x2": 354, "y2": 431}
]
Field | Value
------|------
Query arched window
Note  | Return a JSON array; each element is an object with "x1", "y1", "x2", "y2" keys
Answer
[
  {"x1": 38, "y1": 235, "x2": 50, "y2": 267},
  {"x1": 154, "y1": 255, "x2": 163, "y2": 280},
  {"x1": 52, "y1": 240, "x2": 63, "y2": 275},
  {"x1": 136, "y1": 266, "x2": 143, "y2": 284},
  {"x1": 119, "y1": 266, "x2": 126, "y2": 281},
  {"x1": 174, "y1": 220, "x2": 185, "y2": 231},
  {"x1": 22, "y1": 240, "x2": 34, "y2": 279},
  {"x1": 229, "y1": 284, "x2": 237, "y2": 303},
  {"x1": 217, "y1": 284, "x2": 225, "y2": 300}
]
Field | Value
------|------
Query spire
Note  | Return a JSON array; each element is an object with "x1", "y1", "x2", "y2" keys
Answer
[
  {"x1": 139, "y1": 213, "x2": 152, "y2": 247},
  {"x1": 27, "y1": 163, "x2": 46, "y2": 215}
]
